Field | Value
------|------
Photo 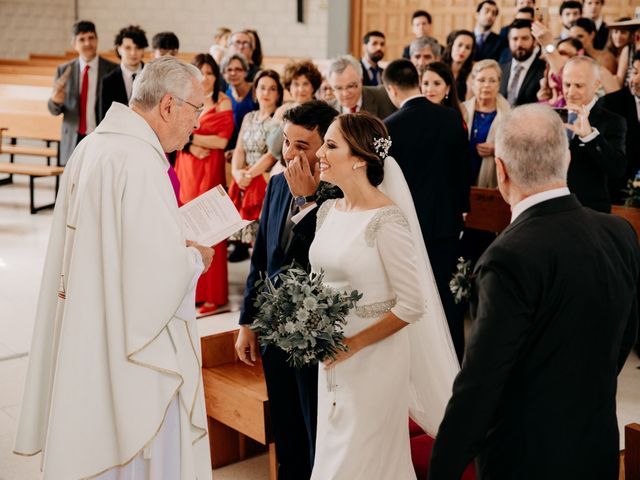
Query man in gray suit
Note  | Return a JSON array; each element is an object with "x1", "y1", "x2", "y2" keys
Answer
[
  {"x1": 327, "y1": 55, "x2": 396, "y2": 119},
  {"x1": 48, "y1": 21, "x2": 117, "y2": 166}
]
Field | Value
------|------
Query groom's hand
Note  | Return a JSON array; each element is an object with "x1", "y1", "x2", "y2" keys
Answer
[
  {"x1": 235, "y1": 325, "x2": 259, "y2": 366},
  {"x1": 284, "y1": 151, "x2": 319, "y2": 197}
]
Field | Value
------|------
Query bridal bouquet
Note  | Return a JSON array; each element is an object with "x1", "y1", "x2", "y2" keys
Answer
[
  {"x1": 623, "y1": 174, "x2": 640, "y2": 208},
  {"x1": 250, "y1": 266, "x2": 362, "y2": 368},
  {"x1": 449, "y1": 257, "x2": 473, "y2": 304}
]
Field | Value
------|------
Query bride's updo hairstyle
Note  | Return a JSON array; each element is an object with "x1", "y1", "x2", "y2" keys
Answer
[{"x1": 336, "y1": 112, "x2": 388, "y2": 187}]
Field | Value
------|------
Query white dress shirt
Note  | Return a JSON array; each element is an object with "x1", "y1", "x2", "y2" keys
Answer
[
  {"x1": 634, "y1": 94, "x2": 640, "y2": 124},
  {"x1": 341, "y1": 95, "x2": 363, "y2": 114},
  {"x1": 511, "y1": 187, "x2": 571, "y2": 222},
  {"x1": 400, "y1": 94, "x2": 424, "y2": 109},
  {"x1": 79, "y1": 56, "x2": 99, "y2": 133},
  {"x1": 121, "y1": 63, "x2": 143, "y2": 101}
]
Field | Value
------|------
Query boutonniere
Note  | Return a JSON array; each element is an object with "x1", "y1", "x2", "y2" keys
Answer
[{"x1": 449, "y1": 257, "x2": 473, "y2": 304}]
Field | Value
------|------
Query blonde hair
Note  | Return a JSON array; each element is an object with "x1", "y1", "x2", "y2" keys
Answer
[{"x1": 471, "y1": 59, "x2": 502, "y2": 81}]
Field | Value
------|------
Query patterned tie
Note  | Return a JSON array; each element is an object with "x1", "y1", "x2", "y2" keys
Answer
[
  {"x1": 567, "y1": 111, "x2": 578, "y2": 142},
  {"x1": 507, "y1": 64, "x2": 524, "y2": 106},
  {"x1": 78, "y1": 64, "x2": 89, "y2": 135}
]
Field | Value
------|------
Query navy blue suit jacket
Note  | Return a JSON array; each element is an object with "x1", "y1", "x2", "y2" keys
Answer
[{"x1": 239, "y1": 173, "x2": 320, "y2": 326}]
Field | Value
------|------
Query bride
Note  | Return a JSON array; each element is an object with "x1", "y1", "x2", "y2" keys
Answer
[{"x1": 309, "y1": 112, "x2": 460, "y2": 479}]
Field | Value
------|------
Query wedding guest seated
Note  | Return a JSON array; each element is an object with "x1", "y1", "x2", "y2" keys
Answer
[
  {"x1": 443, "y1": 30, "x2": 476, "y2": 101},
  {"x1": 402, "y1": 10, "x2": 435, "y2": 59},
  {"x1": 409, "y1": 36, "x2": 443, "y2": 76},
  {"x1": 317, "y1": 75, "x2": 335, "y2": 103},
  {"x1": 421, "y1": 62, "x2": 466, "y2": 118},
  {"x1": 228, "y1": 70, "x2": 283, "y2": 260},
  {"x1": 563, "y1": 55, "x2": 627, "y2": 213},
  {"x1": 223, "y1": 53, "x2": 257, "y2": 157},
  {"x1": 269, "y1": 60, "x2": 323, "y2": 175},
  {"x1": 209, "y1": 26, "x2": 231, "y2": 64},
  {"x1": 499, "y1": 19, "x2": 546, "y2": 107},
  {"x1": 228, "y1": 30, "x2": 259, "y2": 81},
  {"x1": 429, "y1": 102, "x2": 640, "y2": 480},
  {"x1": 175, "y1": 53, "x2": 234, "y2": 315},
  {"x1": 327, "y1": 55, "x2": 396, "y2": 118},
  {"x1": 152, "y1": 31, "x2": 179, "y2": 58},
  {"x1": 597, "y1": 52, "x2": 640, "y2": 205}
]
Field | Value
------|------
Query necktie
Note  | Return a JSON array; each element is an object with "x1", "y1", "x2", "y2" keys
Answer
[
  {"x1": 476, "y1": 33, "x2": 485, "y2": 50},
  {"x1": 507, "y1": 64, "x2": 524, "y2": 106},
  {"x1": 350, "y1": 106, "x2": 357, "y2": 113},
  {"x1": 78, "y1": 64, "x2": 89, "y2": 135},
  {"x1": 130, "y1": 73, "x2": 137, "y2": 100},
  {"x1": 567, "y1": 111, "x2": 578, "y2": 142},
  {"x1": 370, "y1": 67, "x2": 378, "y2": 85}
]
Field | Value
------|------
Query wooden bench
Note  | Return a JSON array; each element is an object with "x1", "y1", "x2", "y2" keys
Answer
[
  {"x1": 466, "y1": 187, "x2": 640, "y2": 237},
  {"x1": 0, "y1": 161, "x2": 63, "y2": 213},
  {"x1": 201, "y1": 330, "x2": 276, "y2": 480},
  {"x1": 623, "y1": 423, "x2": 640, "y2": 480}
]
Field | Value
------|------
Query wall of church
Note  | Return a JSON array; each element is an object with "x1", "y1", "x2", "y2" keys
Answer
[
  {"x1": 0, "y1": 0, "x2": 75, "y2": 58},
  {"x1": 0, "y1": 0, "x2": 341, "y2": 60}
]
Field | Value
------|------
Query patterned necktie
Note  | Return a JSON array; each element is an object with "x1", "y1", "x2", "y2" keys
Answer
[
  {"x1": 567, "y1": 111, "x2": 578, "y2": 142},
  {"x1": 507, "y1": 64, "x2": 524, "y2": 106},
  {"x1": 78, "y1": 65, "x2": 89, "y2": 135}
]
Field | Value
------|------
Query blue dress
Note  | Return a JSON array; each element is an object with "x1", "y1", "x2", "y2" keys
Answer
[
  {"x1": 226, "y1": 86, "x2": 258, "y2": 150},
  {"x1": 469, "y1": 110, "x2": 497, "y2": 184}
]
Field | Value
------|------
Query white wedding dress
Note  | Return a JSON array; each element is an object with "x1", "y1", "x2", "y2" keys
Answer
[{"x1": 308, "y1": 158, "x2": 460, "y2": 479}]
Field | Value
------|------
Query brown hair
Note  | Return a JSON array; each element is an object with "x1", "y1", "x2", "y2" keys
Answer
[
  {"x1": 283, "y1": 60, "x2": 323, "y2": 93},
  {"x1": 252, "y1": 69, "x2": 284, "y2": 107},
  {"x1": 336, "y1": 112, "x2": 388, "y2": 186},
  {"x1": 191, "y1": 53, "x2": 222, "y2": 103}
]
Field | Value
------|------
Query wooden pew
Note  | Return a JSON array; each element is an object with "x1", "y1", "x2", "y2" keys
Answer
[
  {"x1": 465, "y1": 187, "x2": 640, "y2": 238},
  {"x1": 200, "y1": 330, "x2": 276, "y2": 480},
  {"x1": 624, "y1": 423, "x2": 640, "y2": 480}
]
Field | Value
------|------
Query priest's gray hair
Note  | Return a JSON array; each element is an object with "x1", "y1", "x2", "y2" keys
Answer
[
  {"x1": 410, "y1": 36, "x2": 442, "y2": 58},
  {"x1": 130, "y1": 56, "x2": 203, "y2": 111},
  {"x1": 328, "y1": 55, "x2": 363, "y2": 79},
  {"x1": 495, "y1": 104, "x2": 569, "y2": 190}
]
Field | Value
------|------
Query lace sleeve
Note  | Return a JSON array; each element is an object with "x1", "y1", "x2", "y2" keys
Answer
[
  {"x1": 315, "y1": 198, "x2": 336, "y2": 233},
  {"x1": 364, "y1": 206, "x2": 410, "y2": 247}
]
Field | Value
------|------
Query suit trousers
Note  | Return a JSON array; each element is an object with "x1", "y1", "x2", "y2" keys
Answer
[
  {"x1": 261, "y1": 345, "x2": 318, "y2": 480},
  {"x1": 426, "y1": 236, "x2": 465, "y2": 362}
]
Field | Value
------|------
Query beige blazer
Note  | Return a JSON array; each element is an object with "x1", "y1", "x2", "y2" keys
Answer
[{"x1": 462, "y1": 94, "x2": 511, "y2": 188}]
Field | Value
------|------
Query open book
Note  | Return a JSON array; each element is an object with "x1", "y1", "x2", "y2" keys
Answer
[{"x1": 180, "y1": 185, "x2": 252, "y2": 246}]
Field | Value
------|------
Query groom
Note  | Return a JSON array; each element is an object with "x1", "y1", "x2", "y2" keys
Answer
[
  {"x1": 235, "y1": 100, "x2": 339, "y2": 480},
  {"x1": 429, "y1": 104, "x2": 640, "y2": 480}
]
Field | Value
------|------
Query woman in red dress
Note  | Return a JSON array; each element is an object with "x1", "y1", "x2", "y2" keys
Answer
[{"x1": 175, "y1": 53, "x2": 234, "y2": 315}]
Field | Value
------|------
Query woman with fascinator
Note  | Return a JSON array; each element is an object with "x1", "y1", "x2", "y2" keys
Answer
[{"x1": 309, "y1": 112, "x2": 459, "y2": 479}]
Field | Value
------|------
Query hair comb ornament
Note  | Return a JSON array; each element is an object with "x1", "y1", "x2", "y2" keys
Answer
[{"x1": 373, "y1": 136, "x2": 392, "y2": 160}]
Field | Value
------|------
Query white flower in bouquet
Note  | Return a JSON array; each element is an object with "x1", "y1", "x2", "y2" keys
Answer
[{"x1": 250, "y1": 265, "x2": 362, "y2": 368}]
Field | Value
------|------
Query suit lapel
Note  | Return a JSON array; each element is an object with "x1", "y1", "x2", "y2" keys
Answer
[
  {"x1": 517, "y1": 59, "x2": 541, "y2": 104},
  {"x1": 500, "y1": 63, "x2": 509, "y2": 97},
  {"x1": 69, "y1": 60, "x2": 80, "y2": 106}
]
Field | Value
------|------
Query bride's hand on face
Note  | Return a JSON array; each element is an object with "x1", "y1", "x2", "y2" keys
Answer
[
  {"x1": 323, "y1": 337, "x2": 360, "y2": 367},
  {"x1": 284, "y1": 150, "x2": 320, "y2": 197}
]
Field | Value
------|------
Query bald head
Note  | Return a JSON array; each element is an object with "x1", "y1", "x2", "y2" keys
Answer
[{"x1": 495, "y1": 104, "x2": 569, "y2": 193}]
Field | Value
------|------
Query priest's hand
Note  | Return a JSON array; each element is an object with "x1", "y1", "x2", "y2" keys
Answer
[
  {"x1": 235, "y1": 326, "x2": 259, "y2": 366},
  {"x1": 186, "y1": 240, "x2": 214, "y2": 273}
]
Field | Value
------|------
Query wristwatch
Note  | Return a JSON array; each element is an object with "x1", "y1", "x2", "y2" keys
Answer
[
  {"x1": 294, "y1": 194, "x2": 316, "y2": 208},
  {"x1": 544, "y1": 44, "x2": 556, "y2": 54}
]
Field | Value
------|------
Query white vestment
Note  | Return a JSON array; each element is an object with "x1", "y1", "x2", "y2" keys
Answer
[{"x1": 14, "y1": 103, "x2": 212, "y2": 480}]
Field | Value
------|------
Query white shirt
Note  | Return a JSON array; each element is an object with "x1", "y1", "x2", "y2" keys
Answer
[
  {"x1": 634, "y1": 94, "x2": 640, "y2": 124},
  {"x1": 400, "y1": 94, "x2": 424, "y2": 109},
  {"x1": 341, "y1": 95, "x2": 363, "y2": 114},
  {"x1": 120, "y1": 63, "x2": 143, "y2": 101},
  {"x1": 511, "y1": 187, "x2": 571, "y2": 222},
  {"x1": 79, "y1": 55, "x2": 99, "y2": 133},
  {"x1": 508, "y1": 52, "x2": 537, "y2": 101}
]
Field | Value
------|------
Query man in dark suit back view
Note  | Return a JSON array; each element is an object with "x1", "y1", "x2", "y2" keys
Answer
[
  {"x1": 563, "y1": 55, "x2": 627, "y2": 213},
  {"x1": 47, "y1": 21, "x2": 117, "y2": 166},
  {"x1": 234, "y1": 101, "x2": 340, "y2": 480},
  {"x1": 499, "y1": 19, "x2": 546, "y2": 107},
  {"x1": 429, "y1": 104, "x2": 639, "y2": 480},
  {"x1": 382, "y1": 59, "x2": 470, "y2": 361},
  {"x1": 99, "y1": 25, "x2": 148, "y2": 123}
]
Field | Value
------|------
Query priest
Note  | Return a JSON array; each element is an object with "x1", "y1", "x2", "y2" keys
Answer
[{"x1": 13, "y1": 56, "x2": 215, "y2": 479}]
